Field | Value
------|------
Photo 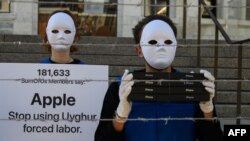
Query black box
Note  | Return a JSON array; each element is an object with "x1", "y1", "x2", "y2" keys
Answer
[
  {"x1": 133, "y1": 72, "x2": 205, "y2": 80},
  {"x1": 128, "y1": 72, "x2": 209, "y2": 102}
]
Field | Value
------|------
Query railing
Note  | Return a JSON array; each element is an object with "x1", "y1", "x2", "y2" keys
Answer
[{"x1": 186, "y1": 0, "x2": 250, "y2": 124}]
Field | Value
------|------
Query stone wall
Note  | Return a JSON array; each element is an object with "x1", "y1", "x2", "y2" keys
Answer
[{"x1": 0, "y1": 35, "x2": 250, "y2": 127}]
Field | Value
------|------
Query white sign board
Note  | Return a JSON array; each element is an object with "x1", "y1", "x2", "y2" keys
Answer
[{"x1": 0, "y1": 63, "x2": 108, "y2": 141}]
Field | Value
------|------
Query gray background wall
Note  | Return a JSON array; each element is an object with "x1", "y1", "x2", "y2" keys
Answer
[{"x1": 0, "y1": 35, "x2": 250, "y2": 128}]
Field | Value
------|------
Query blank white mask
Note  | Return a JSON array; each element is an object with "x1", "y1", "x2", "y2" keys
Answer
[
  {"x1": 46, "y1": 12, "x2": 76, "y2": 52},
  {"x1": 140, "y1": 20, "x2": 177, "y2": 70}
]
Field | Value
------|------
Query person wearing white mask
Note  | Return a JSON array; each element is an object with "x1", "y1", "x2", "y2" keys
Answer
[
  {"x1": 40, "y1": 10, "x2": 84, "y2": 64},
  {"x1": 95, "y1": 15, "x2": 223, "y2": 141}
]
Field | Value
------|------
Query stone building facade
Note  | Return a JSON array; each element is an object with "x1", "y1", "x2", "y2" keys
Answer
[{"x1": 0, "y1": 0, "x2": 250, "y2": 41}]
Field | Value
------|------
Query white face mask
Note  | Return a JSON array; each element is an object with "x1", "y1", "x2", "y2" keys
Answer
[
  {"x1": 46, "y1": 12, "x2": 76, "y2": 52},
  {"x1": 140, "y1": 20, "x2": 177, "y2": 70}
]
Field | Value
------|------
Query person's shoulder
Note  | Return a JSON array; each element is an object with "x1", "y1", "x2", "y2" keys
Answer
[
  {"x1": 106, "y1": 82, "x2": 120, "y2": 99},
  {"x1": 72, "y1": 58, "x2": 85, "y2": 64},
  {"x1": 172, "y1": 67, "x2": 180, "y2": 73},
  {"x1": 40, "y1": 58, "x2": 51, "y2": 64},
  {"x1": 132, "y1": 68, "x2": 145, "y2": 73},
  {"x1": 114, "y1": 69, "x2": 143, "y2": 83},
  {"x1": 79, "y1": 60, "x2": 85, "y2": 64},
  {"x1": 109, "y1": 81, "x2": 120, "y2": 88}
]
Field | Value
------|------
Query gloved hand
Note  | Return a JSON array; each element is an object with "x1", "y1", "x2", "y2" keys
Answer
[
  {"x1": 116, "y1": 69, "x2": 134, "y2": 122},
  {"x1": 199, "y1": 69, "x2": 215, "y2": 113}
]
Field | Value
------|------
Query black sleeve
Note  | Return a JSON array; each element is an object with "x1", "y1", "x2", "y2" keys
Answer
[
  {"x1": 195, "y1": 102, "x2": 224, "y2": 141},
  {"x1": 94, "y1": 82, "x2": 126, "y2": 141}
]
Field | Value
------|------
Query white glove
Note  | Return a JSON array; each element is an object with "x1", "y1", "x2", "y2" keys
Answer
[
  {"x1": 116, "y1": 69, "x2": 134, "y2": 120},
  {"x1": 199, "y1": 69, "x2": 215, "y2": 113}
]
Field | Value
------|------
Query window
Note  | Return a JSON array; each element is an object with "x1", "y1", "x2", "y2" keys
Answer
[
  {"x1": 38, "y1": 0, "x2": 117, "y2": 36},
  {"x1": 40, "y1": 0, "x2": 79, "y2": 11},
  {"x1": 79, "y1": 0, "x2": 117, "y2": 36},
  {"x1": 246, "y1": 0, "x2": 250, "y2": 20},
  {"x1": 0, "y1": 0, "x2": 10, "y2": 13},
  {"x1": 144, "y1": 0, "x2": 169, "y2": 16},
  {"x1": 201, "y1": 0, "x2": 217, "y2": 18}
]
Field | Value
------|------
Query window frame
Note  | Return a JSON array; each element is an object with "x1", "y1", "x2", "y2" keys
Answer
[
  {"x1": 144, "y1": 0, "x2": 170, "y2": 16},
  {"x1": 0, "y1": 0, "x2": 11, "y2": 13},
  {"x1": 38, "y1": 0, "x2": 118, "y2": 37}
]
